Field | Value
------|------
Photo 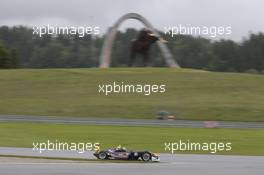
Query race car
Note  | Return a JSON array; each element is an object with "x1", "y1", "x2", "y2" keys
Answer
[{"x1": 93, "y1": 147, "x2": 160, "y2": 162}]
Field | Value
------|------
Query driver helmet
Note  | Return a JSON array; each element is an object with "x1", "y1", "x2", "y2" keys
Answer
[{"x1": 116, "y1": 145, "x2": 122, "y2": 150}]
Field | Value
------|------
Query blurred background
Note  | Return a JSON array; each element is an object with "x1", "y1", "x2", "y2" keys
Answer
[{"x1": 0, "y1": 0, "x2": 263, "y2": 73}]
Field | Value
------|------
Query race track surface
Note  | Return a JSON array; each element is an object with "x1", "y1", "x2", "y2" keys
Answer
[
  {"x1": 0, "y1": 115, "x2": 263, "y2": 128},
  {"x1": 1, "y1": 115, "x2": 263, "y2": 174},
  {"x1": 0, "y1": 147, "x2": 263, "y2": 175}
]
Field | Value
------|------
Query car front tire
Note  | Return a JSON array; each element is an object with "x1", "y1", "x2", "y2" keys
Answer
[
  {"x1": 98, "y1": 151, "x2": 108, "y2": 160},
  {"x1": 141, "y1": 152, "x2": 151, "y2": 162}
]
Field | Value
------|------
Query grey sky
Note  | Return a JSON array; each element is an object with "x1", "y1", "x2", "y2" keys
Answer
[{"x1": 0, "y1": 0, "x2": 263, "y2": 41}]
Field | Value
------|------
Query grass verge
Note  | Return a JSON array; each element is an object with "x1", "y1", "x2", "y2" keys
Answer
[
  {"x1": 0, "y1": 155, "x2": 144, "y2": 163},
  {"x1": 0, "y1": 122, "x2": 263, "y2": 156}
]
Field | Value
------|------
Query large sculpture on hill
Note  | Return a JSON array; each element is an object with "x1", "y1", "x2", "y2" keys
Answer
[
  {"x1": 99, "y1": 13, "x2": 180, "y2": 68},
  {"x1": 129, "y1": 28, "x2": 168, "y2": 67}
]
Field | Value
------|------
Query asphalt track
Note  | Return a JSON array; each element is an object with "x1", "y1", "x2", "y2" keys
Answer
[
  {"x1": 0, "y1": 115, "x2": 264, "y2": 128},
  {"x1": 1, "y1": 115, "x2": 263, "y2": 174},
  {"x1": 0, "y1": 147, "x2": 263, "y2": 175}
]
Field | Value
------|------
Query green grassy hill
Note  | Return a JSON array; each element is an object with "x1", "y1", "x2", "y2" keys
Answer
[{"x1": 0, "y1": 68, "x2": 264, "y2": 121}]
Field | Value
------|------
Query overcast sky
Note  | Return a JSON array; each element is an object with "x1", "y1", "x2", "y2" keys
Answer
[{"x1": 0, "y1": 0, "x2": 263, "y2": 41}]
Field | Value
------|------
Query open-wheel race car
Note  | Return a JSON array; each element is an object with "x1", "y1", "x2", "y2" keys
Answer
[{"x1": 93, "y1": 146, "x2": 160, "y2": 162}]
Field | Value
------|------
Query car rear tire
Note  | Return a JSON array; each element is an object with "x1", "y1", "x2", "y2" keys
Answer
[
  {"x1": 141, "y1": 152, "x2": 151, "y2": 162},
  {"x1": 98, "y1": 151, "x2": 108, "y2": 160}
]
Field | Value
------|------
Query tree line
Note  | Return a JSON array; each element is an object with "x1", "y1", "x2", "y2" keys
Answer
[{"x1": 0, "y1": 26, "x2": 263, "y2": 73}]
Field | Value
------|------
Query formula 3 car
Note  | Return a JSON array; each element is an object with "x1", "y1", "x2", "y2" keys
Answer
[{"x1": 93, "y1": 147, "x2": 160, "y2": 162}]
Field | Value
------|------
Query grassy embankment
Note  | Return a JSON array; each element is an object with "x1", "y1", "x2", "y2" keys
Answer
[
  {"x1": 0, "y1": 68, "x2": 264, "y2": 121},
  {"x1": 0, "y1": 122, "x2": 263, "y2": 156}
]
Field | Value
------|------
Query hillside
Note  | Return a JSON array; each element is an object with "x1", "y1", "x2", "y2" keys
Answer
[{"x1": 0, "y1": 68, "x2": 264, "y2": 121}]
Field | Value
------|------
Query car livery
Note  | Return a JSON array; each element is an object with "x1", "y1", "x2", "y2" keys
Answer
[{"x1": 93, "y1": 147, "x2": 160, "y2": 162}]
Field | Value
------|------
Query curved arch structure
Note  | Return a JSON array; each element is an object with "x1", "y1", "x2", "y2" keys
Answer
[{"x1": 99, "y1": 13, "x2": 180, "y2": 68}]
